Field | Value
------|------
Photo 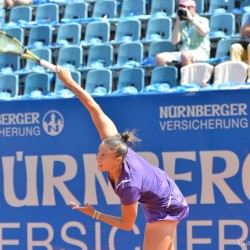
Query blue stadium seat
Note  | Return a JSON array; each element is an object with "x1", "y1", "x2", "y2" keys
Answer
[
  {"x1": 4, "y1": 27, "x2": 24, "y2": 44},
  {"x1": 92, "y1": 0, "x2": 117, "y2": 18},
  {"x1": 148, "y1": 40, "x2": 174, "y2": 57},
  {"x1": 209, "y1": 13, "x2": 235, "y2": 39},
  {"x1": 111, "y1": 19, "x2": 141, "y2": 44},
  {"x1": 0, "y1": 74, "x2": 19, "y2": 98},
  {"x1": 150, "y1": 66, "x2": 178, "y2": 87},
  {"x1": 9, "y1": 5, "x2": 32, "y2": 23},
  {"x1": 24, "y1": 73, "x2": 50, "y2": 96},
  {"x1": 143, "y1": 17, "x2": 172, "y2": 43},
  {"x1": 120, "y1": 0, "x2": 146, "y2": 18},
  {"x1": 57, "y1": 45, "x2": 83, "y2": 70},
  {"x1": 27, "y1": 25, "x2": 53, "y2": 48},
  {"x1": 208, "y1": 0, "x2": 235, "y2": 14},
  {"x1": 87, "y1": 44, "x2": 113, "y2": 69},
  {"x1": 116, "y1": 42, "x2": 143, "y2": 68},
  {"x1": 150, "y1": 0, "x2": 175, "y2": 17},
  {"x1": 56, "y1": 22, "x2": 82, "y2": 46},
  {"x1": 0, "y1": 54, "x2": 20, "y2": 72},
  {"x1": 82, "y1": 21, "x2": 110, "y2": 46},
  {"x1": 85, "y1": 68, "x2": 112, "y2": 95},
  {"x1": 35, "y1": 3, "x2": 59, "y2": 24},
  {"x1": 62, "y1": 2, "x2": 88, "y2": 21},
  {"x1": 116, "y1": 68, "x2": 145, "y2": 93}
]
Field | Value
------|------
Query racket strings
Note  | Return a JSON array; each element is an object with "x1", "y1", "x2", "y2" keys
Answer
[{"x1": 0, "y1": 31, "x2": 25, "y2": 55}]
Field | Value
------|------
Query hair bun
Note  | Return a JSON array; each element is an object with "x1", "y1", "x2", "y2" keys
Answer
[
  {"x1": 121, "y1": 133, "x2": 130, "y2": 143},
  {"x1": 120, "y1": 129, "x2": 141, "y2": 147}
]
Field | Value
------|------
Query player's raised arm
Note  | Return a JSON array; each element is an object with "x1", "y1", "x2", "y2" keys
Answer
[{"x1": 56, "y1": 66, "x2": 118, "y2": 139}]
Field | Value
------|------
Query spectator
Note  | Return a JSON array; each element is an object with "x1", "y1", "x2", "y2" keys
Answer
[
  {"x1": 230, "y1": 15, "x2": 250, "y2": 65},
  {"x1": 155, "y1": 0, "x2": 210, "y2": 66},
  {"x1": 3, "y1": 0, "x2": 32, "y2": 8}
]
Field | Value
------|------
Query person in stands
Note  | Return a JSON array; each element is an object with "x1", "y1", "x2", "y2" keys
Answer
[
  {"x1": 155, "y1": 0, "x2": 210, "y2": 66},
  {"x1": 230, "y1": 14, "x2": 250, "y2": 65},
  {"x1": 3, "y1": 0, "x2": 32, "y2": 8}
]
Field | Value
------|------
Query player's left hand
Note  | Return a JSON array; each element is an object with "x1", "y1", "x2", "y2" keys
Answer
[{"x1": 69, "y1": 202, "x2": 95, "y2": 217}]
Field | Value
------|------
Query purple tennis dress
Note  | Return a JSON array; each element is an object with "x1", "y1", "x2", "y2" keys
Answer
[{"x1": 112, "y1": 148, "x2": 189, "y2": 223}]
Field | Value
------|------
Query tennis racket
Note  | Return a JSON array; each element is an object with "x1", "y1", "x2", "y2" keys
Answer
[{"x1": 0, "y1": 30, "x2": 56, "y2": 72}]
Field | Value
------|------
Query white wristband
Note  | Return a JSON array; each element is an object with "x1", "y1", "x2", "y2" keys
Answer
[
  {"x1": 92, "y1": 210, "x2": 97, "y2": 219},
  {"x1": 96, "y1": 211, "x2": 101, "y2": 220}
]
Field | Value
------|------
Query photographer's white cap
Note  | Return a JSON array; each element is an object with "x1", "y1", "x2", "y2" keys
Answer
[{"x1": 179, "y1": 0, "x2": 196, "y2": 8}]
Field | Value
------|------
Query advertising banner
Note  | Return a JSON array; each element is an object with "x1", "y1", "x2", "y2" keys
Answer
[{"x1": 0, "y1": 89, "x2": 249, "y2": 250}]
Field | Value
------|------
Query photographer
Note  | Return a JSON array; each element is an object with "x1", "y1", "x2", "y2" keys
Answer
[{"x1": 155, "y1": 0, "x2": 210, "y2": 66}]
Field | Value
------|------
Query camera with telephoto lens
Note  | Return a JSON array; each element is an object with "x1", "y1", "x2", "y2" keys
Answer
[{"x1": 177, "y1": 7, "x2": 187, "y2": 20}]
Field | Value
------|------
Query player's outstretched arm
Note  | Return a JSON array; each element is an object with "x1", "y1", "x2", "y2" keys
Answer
[{"x1": 56, "y1": 66, "x2": 118, "y2": 139}]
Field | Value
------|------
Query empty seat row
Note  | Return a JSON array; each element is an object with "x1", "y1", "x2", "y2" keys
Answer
[
  {"x1": 0, "y1": 66, "x2": 178, "y2": 98},
  {"x1": 6, "y1": 0, "x2": 174, "y2": 24},
  {"x1": 0, "y1": 68, "x2": 146, "y2": 98},
  {"x1": 4, "y1": 17, "x2": 173, "y2": 49},
  {"x1": 0, "y1": 41, "x2": 174, "y2": 73},
  {"x1": 0, "y1": 66, "x2": 178, "y2": 99},
  {"x1": 1, "y1": 60, "x2": 250, "y2": 100}
]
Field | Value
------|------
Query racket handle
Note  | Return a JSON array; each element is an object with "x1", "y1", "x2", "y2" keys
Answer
[{"x1": 39, "y1": 59, "x2": 56, "y2": 72}]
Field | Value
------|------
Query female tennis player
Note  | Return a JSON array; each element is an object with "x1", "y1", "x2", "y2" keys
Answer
[{"x1": 56, "y1": 65, "x2": 189, "y2": 250}]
